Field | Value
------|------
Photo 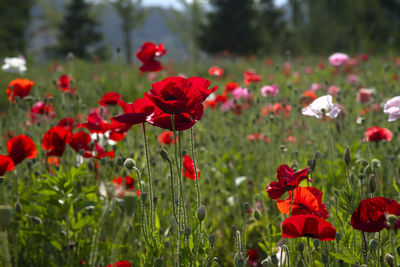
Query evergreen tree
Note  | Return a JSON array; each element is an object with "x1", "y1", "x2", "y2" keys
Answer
[
  {"x1": 198, "y1": 0, "x2": 262, "y2": 56},
  {"x1": 57, "y1": 0, "x2": 103, "y2": 59},
  {"x1": 112, "y1": 0, "x2": 147, "y2": 63},
  {"x1": 0, "y1": 0, "x2": 32, "y2": 57}
]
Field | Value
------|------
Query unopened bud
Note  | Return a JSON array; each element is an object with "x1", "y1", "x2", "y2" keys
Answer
[
  {"x1": 154, "y1": 257, "x2": 163, "y2": 267},
  {"x1": 369, "y1": 239, "x2": 378, "y2": 250},
  {"x1": 271, "y1": 254, "x2": 278, "y2": 265},
  {"x1": 184, "y1": 227, "x2": 192, "y2": 238},
  {"x1": 123, "y1": 158, "x2": 136, "y2": 170},
  {"x1": 387, "y1": 214, "x2": 398, "y2": 229},
  {"x1": 307, "y1": 159, "x2": 316, "y2": 172},
  {"x1": 123, "y1": 191, "x2": 137, "y2": 216},
  {"x1": 0, "y1": 205, "x2": 12, "y2": 230},
  {"x1": 208, "y1": 234, "x2": 216, "y2": 247},
  {"x1": 242, "y1": 202, "x2": 250, "y2": 213},
  {"x1": 254, "y1": 209, "x2": 261, "y2": 220},
  {"x1": 371, "y1": 159, "x2": 381, "y2": 170},
  {"x1": 344, "y1": 146, "x2": 351, "y2": 165},
  {"x1": 336, "y1": 232, "x2": 342, "y2": 243},
  {"x1": 160, "y1": 149, "x2": 169, "y2": 161},
  {"x1": 0, "y1": 177, "x2": 4, "y2": 185},
  {"x1": 280, "y1": 145, "x2": 286, "y2": 153},
  {"x1": 290, "y1": 160, "x2": 299, "y2": 172},
  {"x1": 15, "y1": 200, "x2": 22, "y2": 213},
  {"x1": 358, "y1": 173, "x2": 365, "y2": 181},
  {"x1": 197, "y1": 205, "x2": 207, "y2": 221},
  {"x1": 321, "y1": 253, "x2": 328, "y2": 264},
  {"x1": 261, "y1": 258, "x2": 271, "y2": 267},
  {"x1": 369, "y1": 174, "x2": 376, "y2": 193},
  {"x1": 31, "y1": 216, "x2": 42, "y2": 225},
  {"x1": 313, "y1": 239, "x2": 320, "y2": 249},
  {"x1": 386, "y1": 253, "x2": 395, "y2": 267},
  {"x1": 141, "y1": 192, "x2": 148, "y2": 203},
  {"x1": 297, "y1": 242, "x2": 304, "y2": 252}
]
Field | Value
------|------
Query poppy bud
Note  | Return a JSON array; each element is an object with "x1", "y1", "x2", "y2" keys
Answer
[
  {"x1": 0, "y1": 205, "x2": 12, "y2": 230},
  {"x1": 338, "y1": 259, "x2": 345, "y2": 267},
  {"x1": 208, "y1": 234, "x2": 216, "y2": 247},
  {"x1": 270, "y1": 254, "x2": 279, "y2": 265},
  {"x1": 254, "y1": 209, "x2": 261, "y2": 220},
  {"x1": 116, "y1": 47, "x2": 121, "y2": 53},
  {"x1": 369, "y1": 239, "x2": 378, "y2": 250},
  {"x1": 385, "y1": 253, "x2": 395, "y2": 267},
  {"x1": 297, "y1": 242, "x2": 304, "y2": 253},
  {"x1": 321, "y1": 253, "x2": 328, "y2": 264},
  {"x1": 123, "y1": 191, "x2": 137, "y2": 216},
  {"x1": 261, "y1": 258, "x2": 271, "y2": 267},
  {"x1": 160, "y1": 149, "x2": 170, "y2": 162},
  {"x1": 197, "y1": 205, "x2": 207, "y2": 221},
  {"x1": 141, "y1": 192, "x2": 148, "y2": 203},
  {"x1": 15, "y1": 200, "x2": 22, "y2": 213},
  {"x1": 335, "y1": 232, "x2": 342, "y2": 243},
  {"x1": 369, "y1": 174, "x2": 376, "y2": 193},
  {"x1": 387, "y1": 214, "x2": 398, "y2": 229},
  {"x1": 307, "y1": 159, "x2": 316, "y2": 172},
  {"x1": 31, "y1": 216, "x2": 42, "y2": 225},
  {"x1": 371, "y1": 159, "x2": 381, "y2": 170},
  {"x1": 314, "y1": 151, "x2": 321, "y2": 159},
  {"x1": 290, "y1": 161, "x2": 299, "y2": 172},
  {"x1": 313, "y1": 239, "x2": 320, "y2": 249},
  {"x1": 358, "y1": 173, "x2": 365, "y2": 181},
  {"x1": 154, "y1": 257, "x2": 163, "y2": 267},
  {"x1": 123, "y1": 158, "x2": 136, "y2": 170},
  {"x1": 184, "y1": 227, "x2": 192, "y2": 238},
  {"x1": 234, "y1": 257, "x2": 244, "y2": 267},
  {"x1": 153, "y1": 196, "x2": 158, "y2": 206},
  {"x1": 164, "y1": 240, "x2": 170, "y2": 248},
  {"x1": 242, "y1": 202, "x2": 250, "y2": 214},
  {"x1": 344, "y1": 146, "x2": 351, "y2": 166},
  {"x1": 280, "y1": 145, "x2": 286, "y2": 153},
  {"x1": 117, "y1": 157, "x2": 124, "y2": 166}
]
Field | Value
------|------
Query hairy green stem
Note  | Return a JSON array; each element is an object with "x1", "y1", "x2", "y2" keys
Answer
[
  {"x1": 190, "y1": 127, "x2": 201, "y2": 208},
  {"x1": 142, "y1": 123, "x2": 155, "y2": 232}
]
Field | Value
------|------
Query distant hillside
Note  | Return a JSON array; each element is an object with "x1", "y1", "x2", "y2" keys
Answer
[{"x1": 28, "y1": 1, "x2": 187, "y2": 61}]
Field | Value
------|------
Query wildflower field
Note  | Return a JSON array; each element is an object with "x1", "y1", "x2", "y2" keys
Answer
[{"x1": 1, "y1": 50, "x2": 400, "y2": 267}]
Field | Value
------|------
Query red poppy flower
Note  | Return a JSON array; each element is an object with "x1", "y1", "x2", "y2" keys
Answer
[
  {"x1": 364, "y1": 126, "x2": 393, "y2": 142},
  {"x1": 78, "y1": 111, "x2": 109, "y2": 133},
  {"x1": 112, "y1": 175, "x2": 135, "y2": 197},
  {"x1": 0, "y1": 155, "x2": 15, "y2": 176},
  {"x1": 351, "y1": 197, "x2": 400, "y2": 233},
  {"x1": 158, "y1": 131, "x2": 174, "y2": 145},
  {"x1": 68, "y1": 131, "x2": 91, "y2": 154},
  {"x1": 42, "y1": 126, "x2": 71, "y2": 156},
  {"x1": 182, "y1": 154, "x2": 200, "y2": 180},
  {"x1": 92, "y1": 142, "x2": 114, "y2": 159},
  {"x1": 144, "y1": 76, "x2": 217, "y2": 115},
  {"x1": 111, "y1": 99, "x2": 155, "y2": 126},
  {"x1": 136, "y1": 42, "x2": 167, "y2": 72},
  {"x1": 225, "y1": 82, "x2": 239, "y2": 93},
  {"x1": 6, "y1": 79, "x2": 34, "y2": 102},
  {"x1": 30, "y1": 101, "x2": 56, "y2": 123},
  {"x1": 57, "y1": 74, "x2": 75, "y2": 93},
  {"x1": 208, "y1": 66, "x2": 223, "y2": 77},
  {"x1": 7, "y1": 135, "x2": 37, "y2": 165},
  {"x1": 148, "y1": 110, "x2": 198, "y2": 131},
  {"x1": 244, "y1": 70, "x2": 262, "y2": 85},
  {"x1": 98, "y1": 92, "x2": 122, "y2": 106},
  {"x1": 266, "y1": 165, "x2": 310, "y2": 199},
  {"x1": 107, "y1": 261, "x2": 131, "y2": 267},
  {"x1": 282, "y1": 214, "x2": 336, "y2": 241},
  {"x1": 277, "y1": 186, "x2": 329, "y2": 218},
  {"x1": 247, "y1": 248, "x2": 260, "y2": 267},
  {"x1": 58, "y1": 117, "x2": 75, "y2": 132},
  {"x1": 301, "y1": 91, "x2": 317, "y2": 107}
]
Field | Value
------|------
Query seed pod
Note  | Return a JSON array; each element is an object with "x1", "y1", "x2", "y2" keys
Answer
[
  {"x1": 344, "y1": 146, "x2": 351, "y2": 166},
  {"x1": 197, "y1": 205, "x2": 207, "y2": 221}
]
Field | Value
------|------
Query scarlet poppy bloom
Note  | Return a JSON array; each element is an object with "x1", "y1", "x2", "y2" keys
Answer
[
  {"x1": 136, "y1": 42, "x2": 167, "y2": 72},
  {"x1": 58, "y1": 117, "x2": 75, "y2": 132},
  {"x1": 247, "y1": 248, "x2": 260, "y2": 267},
  {"x1": 158, "y1": 131, "x2": 174, "y2": 145},
  {"x1": 282, "y1": 214, "x2": 336, "y2": 241},
  {"x1": 6, "y1": 79, "x2": 34, "y2": 102},
  {"x1": 244, "y1": 70, "x2": 262, "y2": 85},
  {"x1": 30, "y1": 101, "x2": 56, "y2": 123},
  {"x1": 107, "y1": 261, "x2": 131, "y2": 267},
  {"x1": 112, "y1": 175, "x2": 136, "y2": 197},
  {"x1": 144, "y1": 76, "x2": 217, "y2": 115},
  {"x1": 225, "y1": 82, "x2": 239, "y2": 93},
  {"x1": 68, "y1": 131, "x2": 92, "y2": 154},
  {"x1": 208, "y1": 66, "x2": 223, "y2": 77},
  {"x1": 365, "y1": 126, "x2": 393, "y2": 142},
  {"x1": 182, "y1": 154, "x2": 200, "y2": 180},
  {"x1": 42, "y1": 126, "x2": 71, "y2": 156},
  {"x1": 111, "y1": 99, "x2": 155, "y2": 125},
  {"x1": 78, "y1": 111, "x2": 109, "y2": 133},
  {"x1": 277, "y1": 186, "x2": 329, "y2": 218},
  {"x1": 0, "y1": 155, "x2": 15, "y2": 176},
  {"x1": 92, "y1": 142, "x2": 114, "y2": 159},
  {"x1": 7, "y1": 135, "x2": 37, "y2": 165},
  {"x1": 351, "y1": 197, "x2": 400, "y2": 233},
  {"x1": 300, "y1": 91, "x2": 317, "y2": 107},
  {"x1": 98, "y1": 92, "x2": 122, "y2": 106},
  {"x1": 57, "y1": 74, "x2": 75, "y2": 93},
  {"x1": 148, "y1": 109, "x2": 198, "y2": 131},
  {"x1": 266, "y1": 165, "x2": 310, "y2": 199}
]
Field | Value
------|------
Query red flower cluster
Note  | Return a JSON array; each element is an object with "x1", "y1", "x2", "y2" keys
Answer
[
  {"x1": 351, "y1": 197, "x2": 400, "y2": 232},
  {"x1": 136, "y1": 42, "x2": 167, "y2": 72},
  {"x1": 364, "y1": 126, "x2": 393, "y2": 142},
  {"x1": 244, "y1": 70, "x2": 262, "y2": 85}
]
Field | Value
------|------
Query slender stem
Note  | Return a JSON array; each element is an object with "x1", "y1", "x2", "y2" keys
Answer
[
  {"x1": 193, "y1": 221, "x2": 202, "y2": 266},
  {"x1": 167, "y1": 158, "x2": 178, "y2": 225},
  {"x1": 190, "y1": 127, "x2": 201, "y2": 208},
  {"x1": 289, "y1": 189, "x2": 294, "y2": 216},
  {"x1": 281, "y1": 245, "x2": 290, "y2": 267},
  {"x1": 390, "y1": 230, "x2": 398, "y2": 266},
  {"x1": 362, "y1": 231, "x2": 368, "y2": 265},
  {"x1": 0, "y1": 231, "x2": 11, "y2": 267},
  {"x1": 88, "y1": 200, "x2": 110, "y2": 267},
  {"x1": 133, "y1": 167, "x2": 149, "y2": 244},
  {"x1": 142, "y1": 123, "x2": 155, "y2": 232}
]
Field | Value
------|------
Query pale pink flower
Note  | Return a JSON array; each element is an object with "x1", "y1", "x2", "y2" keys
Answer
[
  {"x1": 304, "y1": 67, "x2": 313, "y2": 74},
  {"x1": 310, "y1": 83, "x2": 322, "y2": 92},
  {"x1": 348, "y1": 74, "x2": 359, "y2": 85},
  {"x1": 232, "y1": 87, "x2": 250, "y2": 100},
  {"x1": 328, "y1": 85, "x2": 340, "y2": 97},
  {"x1": 284, "y1": 61, "x2": 291, "y2": 69},
  {"x1": 329, "y1": 53, "x2": 349, "y2": 67},
  {"x1": 177, "y1": 73, "x2": 187, "y2": 78},
  {"x1": 221, "y1": 99, "x2": 235, "y2": 112},
  {"x1": 261, "y1": 85, "x2": 279, "y2": 97},
  {"x1": 147, "y1": 72, "x2": 157, "y2": 82},
  {"x1": 384, "y1": 96, "x2": 400, "y2": 122}
]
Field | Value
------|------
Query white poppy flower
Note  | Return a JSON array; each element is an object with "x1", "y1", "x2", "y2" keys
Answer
[
  {"x1": 302, "y1": 95, "x2": 341, "y2": 119},
  {"x1": 2, "y1": 57, "x2": 27, "y2": 74},
  {"x1": 384, "y1": 96, "x2": 400, "y2": 122}
]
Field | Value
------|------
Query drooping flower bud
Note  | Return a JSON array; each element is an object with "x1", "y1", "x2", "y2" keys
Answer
[
  {"x1": 313, "y1": 239, "x2": 320, "y2": 249},
  {"x1": 254, "y1": 209, "x2": 261, "y2": 220},
  {"x1": 160, "y1": 149, "x2": 170, "y2": 161},
  {"x1": 297, "y1": 242, "x2": 304, "y2": 253},
  {"x1": 290, "y1": 160, "x2": 299, "y2": 172},
  {"x1": 387, "y1": 214, "x2": 398, "y2": 230},
  {"x1": 197, "y1": 205, "x2": 207, "y2": 221},
  {"x1": 385, "y1": 253, "x2": 395, "y2": 267},
  {"x1": 123, "y1": 158, "x2": 136, "y2": 170},
  {"x1": 369, "y1": 174, "x2": 376, "y2": 194},
  {"x1": 208, "y1": 234, "x2": 216, "y2": 247},
  {"x1": 344, "y1": 146, "x2": 351, "y2": 166},
  {"x1": 369, "y1": 239, "x2": 378, "y2": 250}
]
